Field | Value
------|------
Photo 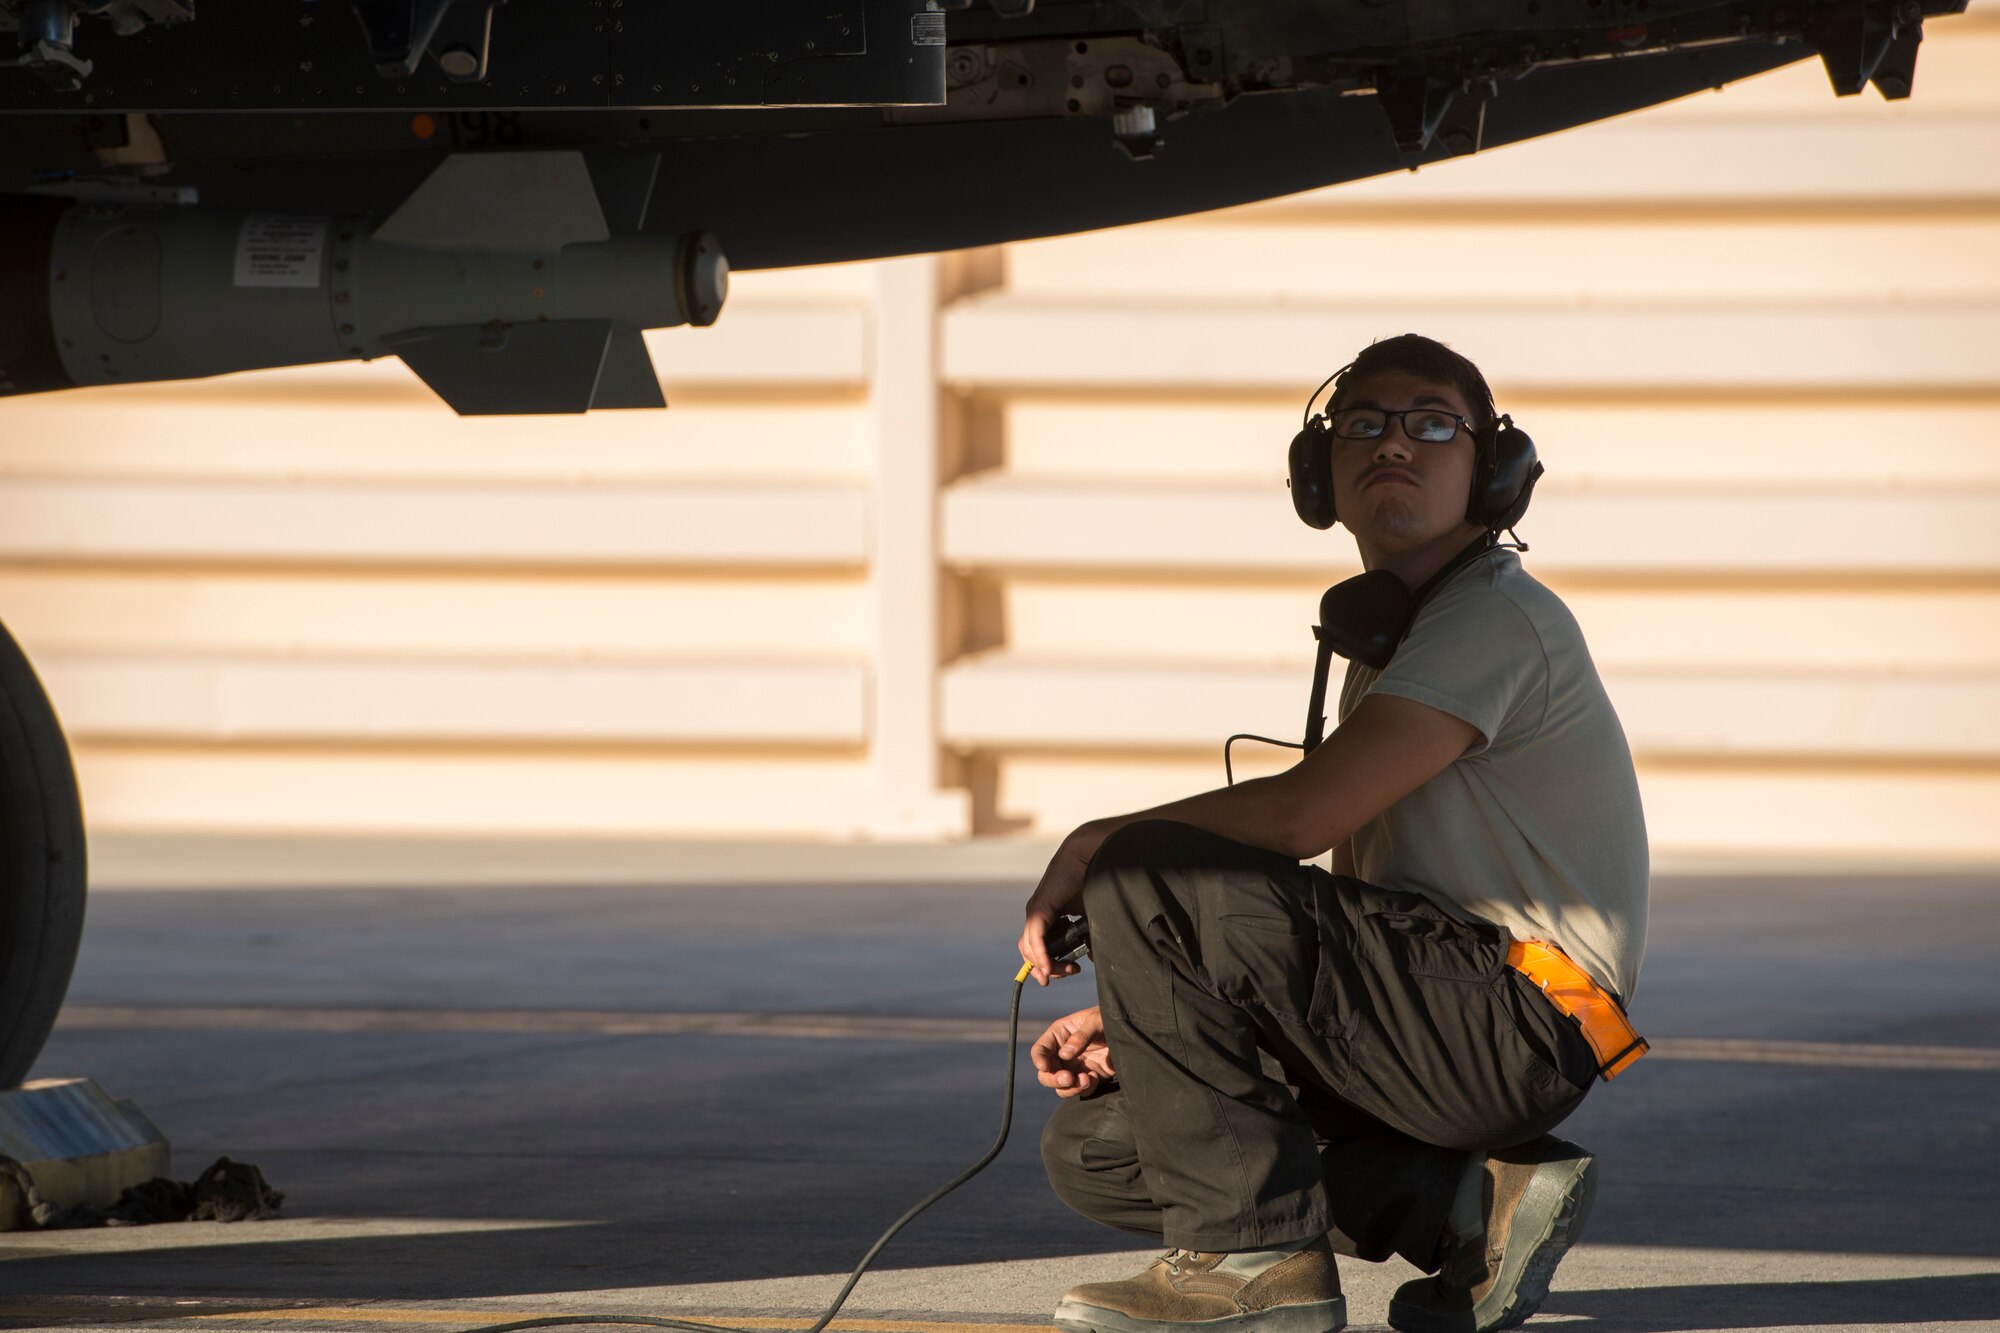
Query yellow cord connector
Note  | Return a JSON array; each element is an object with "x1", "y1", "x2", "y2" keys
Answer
[{"x1": 1015, "y1": 959, "x2": 1034, "y2": 983}]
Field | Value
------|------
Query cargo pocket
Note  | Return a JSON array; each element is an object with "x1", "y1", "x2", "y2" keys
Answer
[
  {"x1": 1501, "y1": 968, "x2": 1599, "y2": 1095},
  {"x1": 1305, "y1": 879, "x2": 1349, "y2": 1038},
  {"x1": 1361, "y1": 908, "x2": 1510, "y2": 984}
]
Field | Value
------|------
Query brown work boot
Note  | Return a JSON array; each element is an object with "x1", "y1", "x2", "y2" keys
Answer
[
  {"x1": 1054, "y1": 1237, "x2": 1346, "y2": 1333},
  {"x1": 1386, "y1": 1137, "x2": 1597, "y2": 1333}
]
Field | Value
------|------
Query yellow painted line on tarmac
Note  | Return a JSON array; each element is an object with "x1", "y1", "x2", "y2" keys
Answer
[{"x1": 0, "y1": 1308, "x2": 1043, "y2": 1333}]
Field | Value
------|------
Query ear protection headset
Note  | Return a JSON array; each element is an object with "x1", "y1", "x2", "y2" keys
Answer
[
  {"x1": 1224, "y1": 360, "x2": 1548, "y2": 780},
  {"x1": 1286, "y1": 360, "x2": 1544, "y2": 534}
]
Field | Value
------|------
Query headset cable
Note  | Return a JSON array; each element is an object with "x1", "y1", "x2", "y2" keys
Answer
[{"x1": 454, "y1": 917, "x2": 1092, "y2": 1333}]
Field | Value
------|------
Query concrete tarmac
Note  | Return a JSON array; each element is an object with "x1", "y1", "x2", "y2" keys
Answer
[{"x1": 2, "y1": 860, "x2": 1997, "y2": 1333}]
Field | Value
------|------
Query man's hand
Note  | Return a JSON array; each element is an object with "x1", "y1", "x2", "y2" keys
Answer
[
  {"x1": 1031, "y1": 1006, "x2": 1116, "y2": 1099},
  {"x1": 1019, "y1": 825, "x2": 1106, "y2": 985}
]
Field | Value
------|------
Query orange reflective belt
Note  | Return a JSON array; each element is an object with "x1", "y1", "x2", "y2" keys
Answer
[{"x1": 1505, "y1": 939, "x2": 1649, "y2": 1081}]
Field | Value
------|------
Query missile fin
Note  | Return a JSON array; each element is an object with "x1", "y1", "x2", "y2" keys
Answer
[
  {"x1": 385, "y1": 319, "x2": 613, "y2": 415},
  {"x1": 1805, "y1": 1, "x2": 1901, "y2": 98},
  {"x1": 590, "y1": 330, "x2": 667, "y2": 410},
  {"x1": 1375, "y1": 71, "x2": 1456, "y2": 157},
  {"x1": 582, "y1": 148, "x2": 662, "y2": 232},
  {"x1": 375, "y1": 151, "x2": 610, "y2": 254}
]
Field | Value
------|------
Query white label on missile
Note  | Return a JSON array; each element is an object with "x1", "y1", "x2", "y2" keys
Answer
[
  {"x1": 234, "y1": 214, "x2": 331, "y2": 289},
  {"x1": 911, "y1": 12, "x2": 945, "y2": 46}
]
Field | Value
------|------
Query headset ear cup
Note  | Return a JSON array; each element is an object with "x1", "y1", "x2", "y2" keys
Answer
[
  {"x1": 1492, "y1": 458, "x2": 1543, "y2": 531},
  {"x1": 1468, "y1": 417, "x2": 1540, "y2": 529},
  {"x1": 1288, "y1": 422, "x2": 1337, "y2": 529}
]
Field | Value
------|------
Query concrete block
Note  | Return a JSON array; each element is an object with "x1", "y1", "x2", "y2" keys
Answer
[{"x1": 0, "y1": 1078, "x2": 169, "y2": 1231}]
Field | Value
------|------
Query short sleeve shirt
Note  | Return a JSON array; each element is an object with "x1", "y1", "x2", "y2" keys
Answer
[{"x1": 1337, "y1": 549, "x2": 1649, "y2": 1001}]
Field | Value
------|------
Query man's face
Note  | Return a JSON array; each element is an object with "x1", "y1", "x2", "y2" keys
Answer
[{"x1": 1326, "y1": 368, "x2": 1484, "y2": 556}]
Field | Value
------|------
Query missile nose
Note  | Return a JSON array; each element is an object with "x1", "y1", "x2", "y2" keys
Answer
[{"x1": 678, "y1": 231, "x2": 727, "y2": 328}]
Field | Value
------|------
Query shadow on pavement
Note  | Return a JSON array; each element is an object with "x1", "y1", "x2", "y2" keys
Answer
[{"x1": 1547, "y1": 1271, "x2": 2000, "y2": 1330}]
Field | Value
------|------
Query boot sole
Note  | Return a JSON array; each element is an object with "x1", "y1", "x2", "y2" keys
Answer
[
  {"x1": 1387, "y1": 1150, "x2": 1597, "y2": 1333},
  {"x1": 1054, "y1": 1295, "x2": 1347, "y2": 1333}
]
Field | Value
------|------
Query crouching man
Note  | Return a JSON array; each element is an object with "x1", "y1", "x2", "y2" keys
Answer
[{"x1": 1017, "y1": 334, "x2": 1648, "y2": 1333}]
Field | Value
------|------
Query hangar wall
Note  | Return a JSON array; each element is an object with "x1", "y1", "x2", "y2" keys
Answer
[{"x1": 2, "y1": 10, "x2": 1996, "y2": 866}]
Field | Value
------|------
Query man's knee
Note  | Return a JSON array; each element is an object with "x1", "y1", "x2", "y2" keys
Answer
[
  {"x1": 1041, "y1": 1094, "x2": 1159, "y2": 1236},
  {"x1": 1083, "y1": 819, "x2": 1301, "y2": 930},
  {"x1": 1092, "y1": 819, "x2": 1299, "y2": 878},
  {"x1": 1078, "y1": 821, "x2": 1186, "y2": 935},
  {"x1": 1040, "y1": 1095, "x2": 1093, "y2": 1186},
  {"x1": 1041, "y1": 1097, "x2": 1110, "y2": 1218},
  {"x1": 1090, "y1": 819, "x2": 1204, "y2": 875},
  {"x1": 1084, "y1": 818, "x2": 1252, "y2": 909}
]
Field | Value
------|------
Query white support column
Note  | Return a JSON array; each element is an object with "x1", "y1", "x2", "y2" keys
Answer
[{"x1": 853, "y1": 255, "x2": 970, "y2": 839}]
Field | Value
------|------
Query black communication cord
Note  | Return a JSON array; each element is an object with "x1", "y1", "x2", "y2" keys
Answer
[
  {"x1": 1230, "y1": 533, "x2": 1527, "y2": 788},
  {"x1": 456, "y1": 916, "x2": 1102, "y2": 1333},
  {"x1": 1222, "y1": 733, "x2": 1304, "y2": 787}
]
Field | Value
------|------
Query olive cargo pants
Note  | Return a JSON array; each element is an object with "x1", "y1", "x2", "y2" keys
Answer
[{"x1": 1040, "y1": 820, "x2": 1598, "y2": 1269}]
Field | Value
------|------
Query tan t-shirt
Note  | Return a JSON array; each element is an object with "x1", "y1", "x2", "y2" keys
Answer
[{"x1": 1337, "y1": 548, "x2": 1649, "y2": 1001}]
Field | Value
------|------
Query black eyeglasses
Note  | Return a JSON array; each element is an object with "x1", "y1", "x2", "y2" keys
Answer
[{"x1": 1329, "y1": 407, "x2": 1470, "y2": 443}]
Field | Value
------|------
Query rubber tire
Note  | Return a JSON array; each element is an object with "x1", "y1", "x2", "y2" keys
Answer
[{"x1": 0, "y1": 619, "x2": 86, "y2": 1089}]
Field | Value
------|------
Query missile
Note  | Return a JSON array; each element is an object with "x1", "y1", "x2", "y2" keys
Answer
[{"x1": 0, "y1": 149, "x2": 727, "y2": 413}]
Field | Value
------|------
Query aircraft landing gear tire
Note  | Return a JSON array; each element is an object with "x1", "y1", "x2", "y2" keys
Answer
[{"x1": 0, "y1": 620, "x2": 86, "y2": 1089}]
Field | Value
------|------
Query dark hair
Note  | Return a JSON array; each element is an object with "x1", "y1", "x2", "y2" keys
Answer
[{"x1": 1326, "y1": 334, "x2": 1497, "y2": 432}]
